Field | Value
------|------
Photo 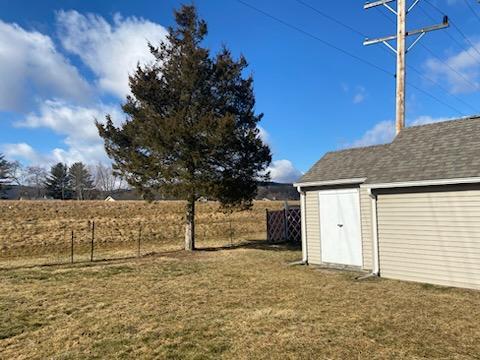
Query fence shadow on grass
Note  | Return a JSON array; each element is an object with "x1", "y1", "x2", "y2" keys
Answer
[
  {"x1": 197, "y1": 239, "x2": 301, "y2": 252},
  {"x1": 0, "y1": 241, "x2": 301, "y2": 272},
  {"x1": 0, "y1": 248, "x2": 187, "y2": 272},
  {"x1": 0, "y1": 213, "x2": 301, "y2": 270}
]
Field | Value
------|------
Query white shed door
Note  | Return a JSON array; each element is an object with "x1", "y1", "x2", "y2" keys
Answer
[{"x1": 319, "y1": 189, "x2": 362, "y2": 266}]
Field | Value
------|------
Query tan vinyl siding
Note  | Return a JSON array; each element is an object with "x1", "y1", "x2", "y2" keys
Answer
[
  {"x1": 377, "y1": 189, "x2": 480, "y2": 290},
  {"x1": 359, "y1": 188, "x2": 373, "y2": 270},
  {"x1": 305, "y1": 191, "x2": 321, "y2": 264}
]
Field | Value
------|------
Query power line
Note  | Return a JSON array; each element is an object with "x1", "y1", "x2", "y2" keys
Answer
[
  {"x1": 450, "y1": 21, "x2": 480, "y2": 59},
  {"x1": 372, "y1": 2, "x2": 478, "y2": 112},
  {"x1": 376, "y1": 5, "x2": 479, "y2": 93},
  {"x1": 417, "y1": 46, "x2": 477, "y2": 93},
  {"x1": 424, "y1": 0, "x2": 480, "y2": 61},
  {"x1": 294, "y1": 0, "x2": 367, "y2": 37},
  {"x1": 419, "y1": 44, "x2": 479, "y2": 93},
  {"x1": 234, "y1": 0, "x2": 465, "y2": 116},
  {"x1": 418, "y1": 4, "x2": 478, "y2": 59},
  {"x1": 365, "y1": 0, "x2": 455, "y2": 132},
  {"x1": 407, "y1": 64, "x2": 474, "y2": 113},
  {"x1": 463, "y1": 0, "x2": 480, "y2": 25},
  {"x1": 298, "y1": 0, "x2": 474, "y2": 94},
  {"x1": 235, "y1": 0, "x2": 392, "y2": 76},
  {"x1": 406, "y1": 82, "x2": 464, "y2": 116},
  {"x1": 293, "y1": 0, "x2": 472, "y2": 114}
]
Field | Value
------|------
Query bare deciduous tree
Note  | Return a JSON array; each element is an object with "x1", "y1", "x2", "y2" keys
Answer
[
  {"x1": 93, "y1": 163, "x2": 126, "y2": 193},
  {"x1": 25, "y1": 166, "x2": 48, "y2": 198},
  {"x1": 7, "y1": 161, "x2": 26, "y2": 186}
]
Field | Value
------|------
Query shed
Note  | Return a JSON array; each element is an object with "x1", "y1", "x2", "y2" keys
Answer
[
  {"x1": 104, "y1": 196, "x2": 116, "y2": 202},
  {"x1": 295, "y1": 116, "x2": 480, "y2": 290}
]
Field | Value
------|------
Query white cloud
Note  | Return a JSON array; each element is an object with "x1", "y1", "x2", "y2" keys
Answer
[
  {"x1": 1, "y1": 10, "x2": 294, "y2": 182},
  {"x1": 353, "y1": 86, "x2": 367, "y2": 104},
  {"x1": 1, "y1": 141, "x2": 105, "y2": 167},
  {"x1": 424, "y1": 42, "x2": 480, "y2": 94},
  {"x1": 267, "y1": 160, "x2": 303, "y2": 184},
  {"x1": 56, "y1": 10, "x2": 168, "y2": 98},
  {"x1": 0, "y1": 11, "x2": 169, "y2": 167},
  {"x1": 2, "y1": 143, "x2": 42, "y2": 163},
  {"x1": 410, "y1": 115, "x2": 451, "y2": 126},
  {"x1": 340, "y1": 83, "x2": 367, "y2": 104},
  {"x1": 350, "y1": 116, "x2": 452, "y2": 148},
  {"x1": 350, "y1": 120, "x2": 395, "y2": 148},
  {"x1": 13, "y1": 100, "x2": 123, "y2": 165},
  {"x1": 340, "y1": 83, "x2": 349, "y2": 93},
  {"x1": 0, "y1": 20, "x2": 91, "y2": 111},
  {"x1": 258, "y1": 126, "x2": 270, "y2": 145}
]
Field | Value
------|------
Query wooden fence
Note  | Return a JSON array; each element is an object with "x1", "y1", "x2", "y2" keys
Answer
[{"x1": 266, "y1": 206, "x2": 301, "y2": 243}]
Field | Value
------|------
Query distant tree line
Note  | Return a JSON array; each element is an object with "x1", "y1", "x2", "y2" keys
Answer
[{"x1": 0, "y1": 153, "x2": 125, "y2": 200}]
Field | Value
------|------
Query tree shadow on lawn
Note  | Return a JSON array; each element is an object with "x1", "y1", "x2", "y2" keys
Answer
[
  {"x1": 196, "y1": 239, "x2": 301, "y2": 253},
  {"x1": 0, "y1": 241, "x2": 299, "y2": 271}
]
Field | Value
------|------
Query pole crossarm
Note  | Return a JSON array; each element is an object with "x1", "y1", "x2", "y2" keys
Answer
[
  {"x1": 407, "y1": 32, "x2": 425, "y2": 51},
  {"x1": 383, "y1": 40, "x2": 398, "y2": 53},
  {"x1": 363, "y1": 0, "x2": 449, "y2": 135},
  {"x1": 407, "y1": 0, "x2": 421, "y2": 13},
  {"x1": 364, "y1": 0, "x2": 397, "y2": 14},
  {"x1": 363, "y1": 18, "x2": 449, "y2": 47}
]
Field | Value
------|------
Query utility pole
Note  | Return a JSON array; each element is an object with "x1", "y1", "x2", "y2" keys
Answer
[
  {"x1": 396, "y1": 0, "x2": 406, "y2": 134},
  {"x1": 363, "y1": 0, "x2": 449, "y2": 135}
]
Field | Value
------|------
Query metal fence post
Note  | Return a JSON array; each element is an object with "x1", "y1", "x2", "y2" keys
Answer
[
  {"x1": 266, "y1": 209, "x2": 270, "y2": 243},
  {"x1": 90, "y1": 221, "x2": 95, "y2": 262},
  {"x1": 137, "y1": 225, "x2": 141, "y2": 257},
  {"x1": 229, "y1": 220, "x2": 233, "y2": 246},
  {"x1": 71, "y1": 230, "x2": 74, "y2": 264}
]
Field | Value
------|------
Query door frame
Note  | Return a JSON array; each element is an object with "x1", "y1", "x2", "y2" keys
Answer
[{"x1": 318, "y1": 188, "x2": 363, "y2": 267}]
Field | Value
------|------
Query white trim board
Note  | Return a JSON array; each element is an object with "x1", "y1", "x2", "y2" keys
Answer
[
  {"x1": 362, "y1": 177, "x2": 480, "y2": 189},
  {"x1": 294, "y1": 178, "x2": 367, "y2": 188}
]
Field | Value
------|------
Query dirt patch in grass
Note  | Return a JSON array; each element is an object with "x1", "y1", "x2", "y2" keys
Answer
[{"x1": 1, "y1": 245, "x2": 480, "y2": 359}]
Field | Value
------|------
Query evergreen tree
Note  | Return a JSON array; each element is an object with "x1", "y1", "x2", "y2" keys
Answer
[
  {"x1": 45, "y1": 163, "x2": 72, "y2": 200},
  {"x1": 97, "y1": 5, "x2": 271, "y2": 250},
  {"x1": 69, "y1": 162, "x2": 94, "y2": 200},
  {"x1": 0, "y1": 154, "x2": 11, "y2": 196}
]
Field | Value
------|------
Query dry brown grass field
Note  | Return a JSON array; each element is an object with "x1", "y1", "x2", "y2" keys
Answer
[
  {"x1": 0, "y1": 200, "x2": 286, "y2": 268},
  {"x1": 1, "y1": 245, "x2": 480, "y2": 359}
]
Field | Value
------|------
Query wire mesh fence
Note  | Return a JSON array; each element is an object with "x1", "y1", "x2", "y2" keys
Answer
[{"x1": 0, "y1": 218, "x2": 268, "y2": 269}]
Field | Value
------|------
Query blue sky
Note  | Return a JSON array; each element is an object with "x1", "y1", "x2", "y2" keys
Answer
[{"x1": 1, "y1": 0, "x2": 480, "y2": 182}]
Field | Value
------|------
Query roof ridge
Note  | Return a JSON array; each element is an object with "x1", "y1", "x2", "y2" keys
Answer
[
  {"x1": 403, "y1": 115, "x2": 480, "y2": 131},
  {"x1": 326, "y1": 143, "x2": 390, "y2": 155}
]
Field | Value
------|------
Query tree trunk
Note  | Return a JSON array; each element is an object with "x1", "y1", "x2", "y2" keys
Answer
[{"x1": 185, "y1": 197, "x2": 195, "y2": 251}]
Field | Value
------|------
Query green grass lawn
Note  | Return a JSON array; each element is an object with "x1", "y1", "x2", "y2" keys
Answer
[{"x1": 1, "y1": 242, "x2": 480, "y2": 359}]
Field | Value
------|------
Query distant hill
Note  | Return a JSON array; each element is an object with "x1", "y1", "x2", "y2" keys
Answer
[
  {"x1": 1, "y1": 182, "x2": 298, "y2": 201},
  {"x1": 256, "y1": 182, "x2": 299, "y2": 201}
]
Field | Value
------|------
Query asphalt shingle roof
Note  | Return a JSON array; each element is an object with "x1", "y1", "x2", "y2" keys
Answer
[
  {"x1": 299, "y1": 144, "x2": 389, "y2": 183},
  {"x1": 299, "y1": 116, "x2": 480, "y2": 185}
]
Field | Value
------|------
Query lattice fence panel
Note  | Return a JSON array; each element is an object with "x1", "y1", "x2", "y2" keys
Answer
[
  {"x1": 286, "y1": 208, "x2": 301, "y2": 243},
  {"x1": 266, "y1": 208, "x2": 301, "y2": 243},
  {"x1": 267, "y1": 210, "x2": 286, "y2": 243}
]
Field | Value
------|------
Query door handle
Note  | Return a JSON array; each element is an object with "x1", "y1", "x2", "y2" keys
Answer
[{"x1": 337, "y1": 224, "x2": 343, "y2": 228}]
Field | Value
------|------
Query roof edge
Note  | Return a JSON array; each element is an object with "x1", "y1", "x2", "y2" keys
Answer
[
  {"x1": 323, "y1": 143, "x2": 390, "y2": 156},
  {"x1": 294, "y1": 178, "x2": 367, "y2": 188},
  {"x1": 362, "y1": 176, "x2": 480, "y2": 189},
  {"x1": 400, "y1": 115, "x2": 480, "y2": 132}
]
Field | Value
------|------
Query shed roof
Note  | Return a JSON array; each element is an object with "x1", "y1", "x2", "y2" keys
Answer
[
  {"x1": 299, "y1": 144, "x2": 388, "y2": 184},
  {"x1": 298, "y1": 116, "x2": 480, "y2": 186}
]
